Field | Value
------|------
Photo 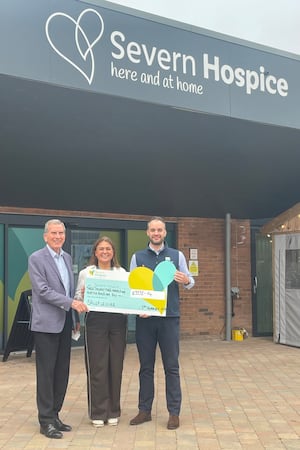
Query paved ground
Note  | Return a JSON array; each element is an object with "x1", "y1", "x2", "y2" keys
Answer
[{"x1": 1, "y1": 336, "x2": 300, "y2": 449}]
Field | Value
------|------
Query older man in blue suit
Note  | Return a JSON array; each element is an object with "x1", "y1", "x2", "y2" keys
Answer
[{"x1": 29, "y1": 219, "x2": 88, "y2": 439}]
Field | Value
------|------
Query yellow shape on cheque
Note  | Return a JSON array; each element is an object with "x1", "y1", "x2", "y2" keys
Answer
[
  {"x1": 128, "y1": 266, "x2": 154, "y2": 290},
  {"x1": 128, "y1": 261, "x2": 177, "y2": 315}
]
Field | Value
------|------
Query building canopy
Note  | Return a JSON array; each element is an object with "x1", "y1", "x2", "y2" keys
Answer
[{"x1": 1, "y1": 0, "x2": 300, "y2": 219}]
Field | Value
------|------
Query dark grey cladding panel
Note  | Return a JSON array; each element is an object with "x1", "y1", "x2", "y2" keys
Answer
[
  {"x1": 1, "y1": 1, "x2": 300, "y2": 220},
  {"x1": 1, "y1": 73, "x2": 300, "y2": 219},
  {"x1": 0, "y1": 0, "x2": 299, "y2": 128}
]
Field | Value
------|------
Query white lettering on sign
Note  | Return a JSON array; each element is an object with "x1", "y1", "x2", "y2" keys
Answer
[
  {"x1": 111, "y1": 62, "x2": 138, "y2": 81},
  {"x1": 45, "y1": 8, "x2": 290, "y2": 99},
  {"x1": 176, "y1": 77, "x2": 203, "y2": 94},
  {"x1": 110, "y1": 31, "x2": 196, "y2": 76},
  {"x1": 203, "y1": 54, "x2": 288, "y2": 97}
]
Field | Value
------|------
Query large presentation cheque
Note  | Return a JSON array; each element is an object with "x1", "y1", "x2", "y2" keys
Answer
[{"x1": 84, "y1": 261, "x2": 176, "y2": 316}]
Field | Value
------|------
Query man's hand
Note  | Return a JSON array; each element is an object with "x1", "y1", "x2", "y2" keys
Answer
[
  {"x1": 174, "y1": 270, "x2": 190, "y2": 285},
  {"x1": 71, "y1": 299, "x2": 89, "y2": 313}
]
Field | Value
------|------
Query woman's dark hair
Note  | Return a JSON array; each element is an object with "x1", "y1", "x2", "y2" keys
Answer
[{"x1": 88, "y1": 236, "x2": 120, "y2": 268}]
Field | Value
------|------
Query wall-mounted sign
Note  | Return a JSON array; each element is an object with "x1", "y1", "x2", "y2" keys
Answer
[
  {"x1": 189, "y1": 248, "x2": 198, "y2": 260},
  {"x1": 1, "y1": 0, "x2": 299, "y2": 129},
  {"x1": 189, "y1": 260, "x2": 199, "y2": 277}
]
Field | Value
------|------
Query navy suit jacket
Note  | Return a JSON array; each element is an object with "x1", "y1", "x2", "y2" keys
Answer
[{"x1": 28, "y1": 246, "x2": 75, "y2": 333}]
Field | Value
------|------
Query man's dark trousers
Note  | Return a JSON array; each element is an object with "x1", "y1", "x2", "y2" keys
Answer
[
  {"x1": 34, "y1": 311, "x2": 72, "y2": 426},
  {"x1": 135, "y1": 316, "x2": 181, "y2": 416}
]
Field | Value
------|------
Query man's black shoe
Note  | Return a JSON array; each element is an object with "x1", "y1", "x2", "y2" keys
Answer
[
  {"x1": 40, "y1": 424, "x2": 63, "y2": 439},
  {"x1": 54, "y1": 418, "x2": 72, "y2": 432}
]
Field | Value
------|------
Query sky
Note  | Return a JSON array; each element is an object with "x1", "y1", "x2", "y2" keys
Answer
[{"x1": 109, "y1": 0, "x2": 300, "y2": 56}]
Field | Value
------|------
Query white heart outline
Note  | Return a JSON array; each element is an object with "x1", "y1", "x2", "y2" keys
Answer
[{"x1": 45, "y1": 8, "x2": 104, "y2": 85}]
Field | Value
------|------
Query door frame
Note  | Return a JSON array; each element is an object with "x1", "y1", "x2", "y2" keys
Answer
[{"x1": 251, "y1": 219, "x2": 273, "y2": 337}]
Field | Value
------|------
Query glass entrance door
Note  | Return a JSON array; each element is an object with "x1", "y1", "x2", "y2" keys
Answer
[{"x1": 251, "y1": 229, "x2": 273, "y2": 336}]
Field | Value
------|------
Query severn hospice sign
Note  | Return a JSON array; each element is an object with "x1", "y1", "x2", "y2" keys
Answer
[
  {"x1": 1, "y1": 0, "x2": 300, "y2": 128},
  {"x1": 84, "y1": 261, "x2": 177, "y2": 316}
]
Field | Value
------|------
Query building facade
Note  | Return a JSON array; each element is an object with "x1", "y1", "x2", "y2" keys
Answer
[{"x1": 2, "y1": 0, "x2": 297, "y2": 351}]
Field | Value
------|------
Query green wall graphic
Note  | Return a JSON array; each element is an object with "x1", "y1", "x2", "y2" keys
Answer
[{"x1": 6, "y1": 228, "x2": 44, "y2": 336}]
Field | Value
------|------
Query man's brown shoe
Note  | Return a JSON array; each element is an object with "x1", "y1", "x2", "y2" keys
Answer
[
  {"x1": 130, "y1": 410, "x2": 152, "y2": 425},
  {"x1": 167, "y1": 415, "x2": 179, "y2": 430}
]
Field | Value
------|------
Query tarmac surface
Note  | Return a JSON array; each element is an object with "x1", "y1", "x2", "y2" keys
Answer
[{"x1": 1, "y1": 336, "x2": 300, "y2": 449}]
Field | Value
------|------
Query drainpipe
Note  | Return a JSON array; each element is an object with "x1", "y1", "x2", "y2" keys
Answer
[{"x1": 225, "y1": 213, "x2": 232, "y2": 340}]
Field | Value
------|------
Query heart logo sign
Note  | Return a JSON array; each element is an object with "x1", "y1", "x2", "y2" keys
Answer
[
  {"x1": 128, "y1": 261, "x2": 176, "y2": 315},
  {"x1": 45, "y1": 8, "x2": 104, "y2": 85}
]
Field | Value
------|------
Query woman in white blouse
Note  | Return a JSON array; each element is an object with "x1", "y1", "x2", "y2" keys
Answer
[{"x1": 75, "y1": 236, "x2": 127, "y2": 428}]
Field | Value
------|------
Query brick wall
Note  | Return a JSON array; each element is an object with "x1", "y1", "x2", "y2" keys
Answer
[{"x1": 177, "y1": 217, "x2": 252, "y2": 338}]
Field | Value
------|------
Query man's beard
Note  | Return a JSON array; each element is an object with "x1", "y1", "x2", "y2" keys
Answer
[{"x1": 149, "y1": 238, "x2": 164, "y2": 246}]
